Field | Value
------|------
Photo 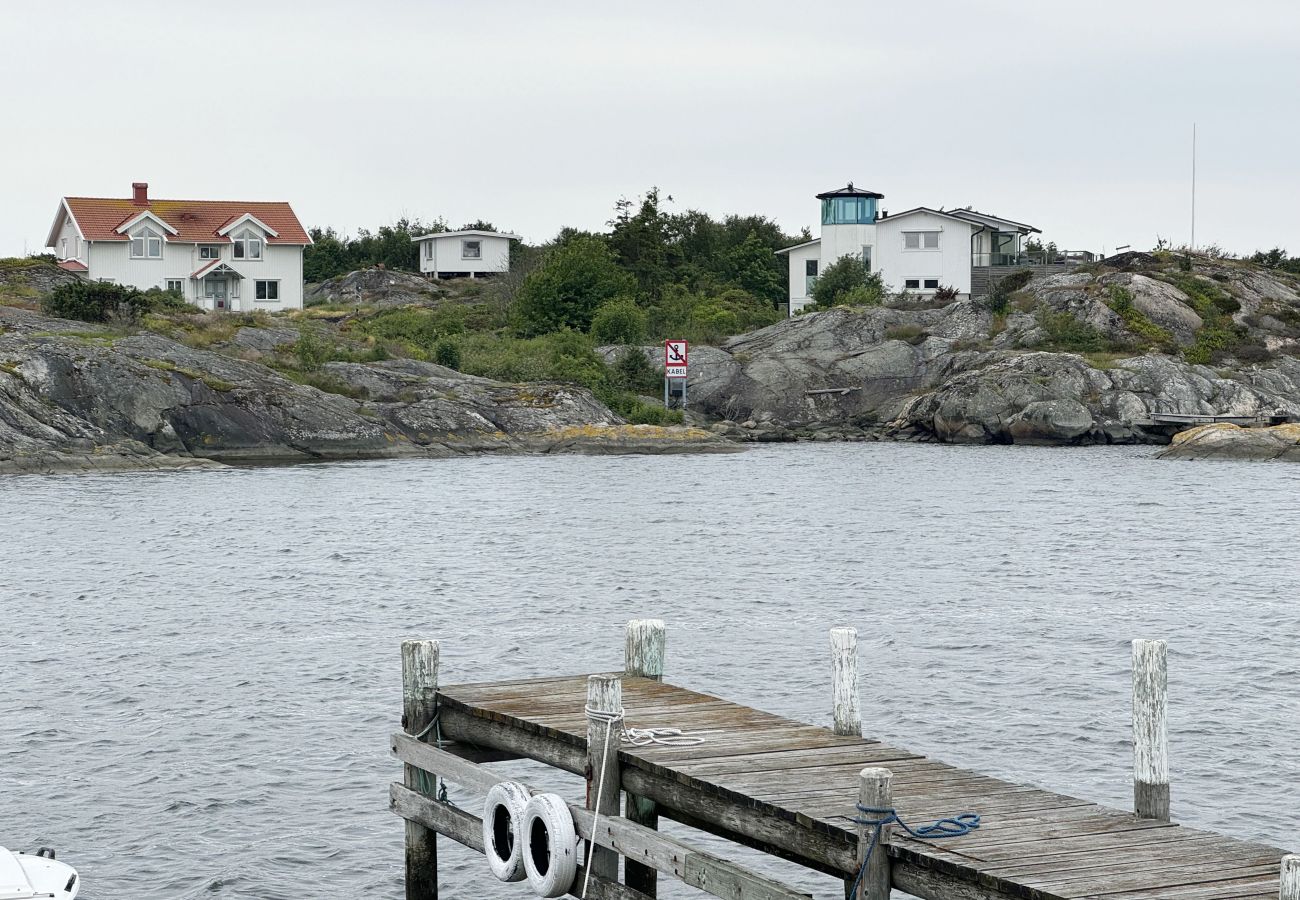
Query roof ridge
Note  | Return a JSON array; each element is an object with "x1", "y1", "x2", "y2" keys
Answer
[{"x1": 64, "y1": 196, "x2": 295, "y2": 205}]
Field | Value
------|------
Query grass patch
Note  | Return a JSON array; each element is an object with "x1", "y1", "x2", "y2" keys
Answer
[
  {"x1": 885, "y1": 324, "x2": 928, "y2": 345},
  {"x1": 1157, "y1": 272, "x2": 1266, "y2": 364},
  {"x1": 273, "y1": 366, "x2": 368, "y2": 399},
  {"x1": 1033, "y1": 308, "x2": 1112, "y2": 353},
  {"x1": 1105, "y1": 286, "x2": 1176, "y2": 351}
]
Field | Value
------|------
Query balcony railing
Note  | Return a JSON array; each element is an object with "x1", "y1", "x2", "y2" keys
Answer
[{"x1": 972, "y1": 250, "x2": 1097, "y2": 267}]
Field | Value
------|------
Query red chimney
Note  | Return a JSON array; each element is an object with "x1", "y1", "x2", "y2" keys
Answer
[{"x1": 132, "y1": 182, "x2": 149, "y2": 206}]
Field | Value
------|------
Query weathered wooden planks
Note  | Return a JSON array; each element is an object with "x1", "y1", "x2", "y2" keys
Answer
[{"x1": 432, "y1": 673, "x2": 1290, "y2": 900}]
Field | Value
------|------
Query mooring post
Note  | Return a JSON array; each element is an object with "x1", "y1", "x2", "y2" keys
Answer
[
  {"x1": 623, "y1": 620, "x2": 664, "y2": 895},
  {"x1": 852, "y1": 767, "x2": 893, "y2": 900},
  {"x1": 625, "y1": 618, "x2": 665, "y2": 680},
  {"x1": 401, "y1": 639, "x2": 440, "y2": 900},
  {"x1": 1132, "y1": 638, "x2": 1170, "y2": 821},
  {"x1": 1282, "y1": 856, "x2": 1300, "y2": 900},
  {"x1": 831, "y1": 626, "x2": 861, "y2": 737},
  {"x1": 586, "y1": 674, "x2": 623, "y2": 885}
]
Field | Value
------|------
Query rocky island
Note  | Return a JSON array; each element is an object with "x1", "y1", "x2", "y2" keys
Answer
[{"x1": 3, "y1": 249, "x2": 1300, "y2": 473}]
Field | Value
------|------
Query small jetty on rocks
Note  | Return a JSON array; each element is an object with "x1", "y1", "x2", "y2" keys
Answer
[{"x1": 389, "y1": 621, "x2": 1298, "y2": 899}]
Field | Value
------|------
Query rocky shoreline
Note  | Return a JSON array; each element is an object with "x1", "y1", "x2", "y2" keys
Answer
[
  {"x1": 0, "y1": 306, "x2": 735, "y2": 475},
  {"x1": 5, "y1": 252, "x2": 1300, "y2": 472}
]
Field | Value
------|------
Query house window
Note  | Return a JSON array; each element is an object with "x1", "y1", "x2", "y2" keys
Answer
[
  {"x1": 200, "y1": 245, "x2": 222, "y2": 259},
  {"x1": 923, "y1": 278, "x2": 940, "y2": 290},
  {"x1": 255, "y1": 280, "x2": 279, "y2": 301},
  {"x1": 131, "y1": 226, "x2": 163, "y2": 259},
  {"x1": 462, "y1": 240, "x2": 482, "y2": 260},
  {"x1": 904, "y1": 279, "x2": 921, "y2": 289},
  {"x1": 805, "y1": 259, "x2": 818, "y2": 277},
  {"x1": 232, "y1": 230, "x2": 262, "y2": 260},
  {"x1": 904, "y1": 232, "x2": 940, "y2": 250},
  {"x1": 166, "y1": 279, "x2": 184, "y2": 294},
  {"x1": 862, "y1": 245, "x2": 873, "y2": 271},
  {"x1": 60, "y1": 238, "x2": 67, "y2": 258},
  {"x1": 424, "y1": 242, "x2": 434, "y2": 259}
]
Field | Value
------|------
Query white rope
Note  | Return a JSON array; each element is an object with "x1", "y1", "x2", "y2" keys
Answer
[
  {"x1": 579, "y1": 705, "x2": 706, "y2": 897},
  {"x1": 581, "y1": 707, "x2": 621, "y2": 899}
]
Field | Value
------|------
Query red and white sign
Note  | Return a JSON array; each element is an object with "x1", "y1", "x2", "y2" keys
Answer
[{"x1": 664, "y1": 339, "x2": 688, "y2": 378}]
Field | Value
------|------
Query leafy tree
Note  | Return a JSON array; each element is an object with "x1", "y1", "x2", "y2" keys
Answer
[
  {"x1": 590, "y1": 297, "x2": 648, "y2": 344},
  {"x1": 810, "y1": 255, "x2": 884, "y2": 309},
  {"x1": 303, "y1": 217, "x2": 447, "y2": 281},
  {"x1": 512, "y1": 236, "x2": 635, "y2": 335},
  {"x1": 433, "y1": 338, "x2": 461, "y2": 370},
  {"x1": 723, "y1": 230, "x2": 786, "y2": 303},
  {"x1": 608, "y1": 187, "x2": 679, "y2": 300}
]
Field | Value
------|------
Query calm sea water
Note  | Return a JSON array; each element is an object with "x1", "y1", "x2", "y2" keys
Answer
[{"x1": 3, "y1": 445, "x2": 1298, "y2": 899}]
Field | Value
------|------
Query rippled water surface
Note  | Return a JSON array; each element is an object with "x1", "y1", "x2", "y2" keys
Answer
[{"x1": 3, "y1": 445, "x2": 1299, "y2": 899}]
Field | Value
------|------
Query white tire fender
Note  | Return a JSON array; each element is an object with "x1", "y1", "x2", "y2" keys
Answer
[
  {"x1": 521, "y1": 792, "x2": 578, "y2": 898},
  {"x1": 482, "y1": 781, "x2": 531, "y2": 882}
]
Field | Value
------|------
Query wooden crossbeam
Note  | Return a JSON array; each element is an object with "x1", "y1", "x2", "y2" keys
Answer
[{"x1": 391, "y1": 732, "x2": 813, "y2": 900}]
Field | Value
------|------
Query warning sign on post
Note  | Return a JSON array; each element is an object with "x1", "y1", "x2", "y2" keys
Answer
[{"x1": 664, "y1": 339, "x2": 688, "y2": 379}]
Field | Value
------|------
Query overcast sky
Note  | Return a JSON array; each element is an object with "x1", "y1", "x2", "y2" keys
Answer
[{"x1": 3, "y1": 1, "x2": 1298, "y2": 257}]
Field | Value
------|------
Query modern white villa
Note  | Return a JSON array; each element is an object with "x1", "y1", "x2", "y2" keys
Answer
[
  {"x1": 412, "y1": 229, "x2": 520, "y2": 279},
  {"x1": 777, "y1": 183, "x2": 1042, "y2": 314},
  {"x1": 45, "y1": 182, "x2": 311, "y2": 311}
]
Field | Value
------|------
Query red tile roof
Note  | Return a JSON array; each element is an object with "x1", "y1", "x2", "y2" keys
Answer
[
  {"x1": 64, "y1": 196, "x2": 311, "y2": 244},
  {"x1": 57, "y1": 259, "x2": 88, "y2": 272}
]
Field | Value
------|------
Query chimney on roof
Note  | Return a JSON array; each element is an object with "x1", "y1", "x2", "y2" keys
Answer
[{"x1": 132, "y1": 182, "x2": 149, "y2": 206}]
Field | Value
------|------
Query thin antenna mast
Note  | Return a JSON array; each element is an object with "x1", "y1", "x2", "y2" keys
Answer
[{"x1": 1190, "y1": 123, "x2": 1197, "y2": 251}]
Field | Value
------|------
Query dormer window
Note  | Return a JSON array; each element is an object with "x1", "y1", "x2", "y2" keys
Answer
[
  {"x1": 232, "y1": 229, "x2": 262, "y2": 260},
  {"x1": 131, "y1": 226, "x2": 163, "y2": 259}
]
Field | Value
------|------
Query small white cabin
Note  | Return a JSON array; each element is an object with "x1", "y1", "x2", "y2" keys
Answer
[{"x1": 412, "y1": 230, "x2": 519, "y2": 279}]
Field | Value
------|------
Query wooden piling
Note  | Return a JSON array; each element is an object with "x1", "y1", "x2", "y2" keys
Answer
[
  {"x1": 586, "y1": 674, "x2": 624, "y2": 886},
  {"x1": 1282, "y1": 856, "x2": 1300, "y2": 900},
  {"x1": 401, "y1": 639, "x2": 440, "y2": 900},
  {"x1": 852, "y1": 767, "x2": 892, "y2": 900},
  {"x1": 625, "y1": 619, "x2": 665, "y2": 680},
  {"x1": 1132, "y1": 638, "x2": 1169, "y2": 821},
  {"x1": 624, "y1": 620, "x2": 664, "y2": 896},
  {"x1": 830, "y1": 627, "x2": 861, "y2": 737}
]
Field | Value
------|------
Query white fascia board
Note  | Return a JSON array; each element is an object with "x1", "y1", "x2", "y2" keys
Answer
[
  {"x1": 114, "y1": 210, "x2": 179, "y2": 237},
  {"x1": 217, "y1": 213, "x2": 279, "y2": 238}
]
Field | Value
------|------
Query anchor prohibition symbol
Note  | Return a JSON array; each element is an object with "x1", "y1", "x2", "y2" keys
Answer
[{"x1": 664, "y1": 339, "x2": 688, "y2": 378}]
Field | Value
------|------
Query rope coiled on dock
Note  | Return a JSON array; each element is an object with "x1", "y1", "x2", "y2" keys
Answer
[
  {"x1": 584, "y1": 705, "x2": 706, "y2": 746},
  {"x1": 847, "y1": 805, "x2": 981, "y2": 898}
]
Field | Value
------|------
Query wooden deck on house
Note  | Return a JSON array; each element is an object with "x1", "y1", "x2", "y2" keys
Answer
[{"x1": 434, "y1": 672, "x2": 1290, "y2": 900}]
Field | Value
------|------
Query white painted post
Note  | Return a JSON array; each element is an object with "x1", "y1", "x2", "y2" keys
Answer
[
  {"x1": 401, "y1": 639, "x2": 440, "y2": 900},
  {"x1": 585, "y1": 674, "x2": 623, "y2": 885},
  {"x1": 854, "y1": 767, "x2": 892, "y2": 900},
  {"x1": 1132, "y1": 638, "x2": 1170, "y2": 821},
  {"x1": 831, "y1": 627, "x2": 861, "y2": 737},
  {"x1": 624, "y1": 620, "x2": 663, "y2": 896},
  {"x1": 625, "y1": 619, "x2": 665, "y2": 680},
  {"x1": 1281, "y1": 856, "x2": 1300, "y2": 900}
]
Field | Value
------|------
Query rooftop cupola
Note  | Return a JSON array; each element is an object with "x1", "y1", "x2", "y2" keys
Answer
[{"x1": 816, "y1": 182, "x2": 883, "y2": 225}]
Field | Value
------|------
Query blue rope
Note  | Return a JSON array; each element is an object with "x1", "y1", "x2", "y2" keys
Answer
[{"x1": 846, "y1": 805, "x2": 980, "y2": 897}]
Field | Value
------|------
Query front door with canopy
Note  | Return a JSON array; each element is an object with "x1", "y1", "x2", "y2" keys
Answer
[{"x1": 193, "y1": 263, "x2": 244, "y2": 312}]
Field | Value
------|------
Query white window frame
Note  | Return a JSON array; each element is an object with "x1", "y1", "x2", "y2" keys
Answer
[
  {"x1": 199, "y1": 245, "x2": 222, "y2": 259},
  {"x1": 232, "y1": 229, "x2": 263, "y2": 261},
  {"x1": 903, "y1": 278, "x2": 921, "y2": 289},
  {"x1": 425, "y1": 241, "x2": 434, "y2": 259},
  {"x1": 255, "y1": 279, "x2": 280, "y2": 301},
  {"x1": 131, "y1": 226, "x2": 164, "y2": 259},
  {"x1": 903, "y1": 231, "x2": 941, "y2": 251},
  {"x1": 461, "y1": 239, "x2": 482, "y2": 260},
  {"x1": 60, "y1": 238, "x2": 67, "y2": 259},
  {"x1": 166, "y1": 279, "x2": 185, "y2": 294},
  {"x1": 923, "y1": 278, "x2": 940, "y2": 290}
]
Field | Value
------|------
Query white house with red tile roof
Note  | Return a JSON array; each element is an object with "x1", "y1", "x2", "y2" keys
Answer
[{"x1": 45, "y1": 182, "x2": 311, "y2": 312}]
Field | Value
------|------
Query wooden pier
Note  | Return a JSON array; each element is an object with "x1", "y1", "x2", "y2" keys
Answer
[{"x1": 391, "y1": 624, "x2": 1299, "y2": 899}]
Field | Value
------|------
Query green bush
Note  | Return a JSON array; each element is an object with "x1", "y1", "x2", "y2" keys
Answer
[
  {"x1": 590, "y1": 297, "x2": 647, "y2": 344},
  {"x1": 612, "y1": 348, "x2": 660, "y2": 394},
  {"x1": 810, "y1": 255, "x2": 883, "y2": 309},
  {"x1": 40, "y1": 283, "x2": 153, "y2": 325},
  {"x1": 294, "y1": 326, "x2": 333, "y2": 372},
  {"x1": 985, "y1": 269, "x2": 1034, "y2": 314},
  {"x1": 432, "y1": 337, "x2": 461, "y2": 370},
  {"x1": 512, "y1": 236, "x2": 635, "y2": 335},
  {"x1": 1034, "y1": 308, "x2": 1110, "y2": 353},
  {"x1": 351, "y1": 306, "x2": 464, "y2": 353}
]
